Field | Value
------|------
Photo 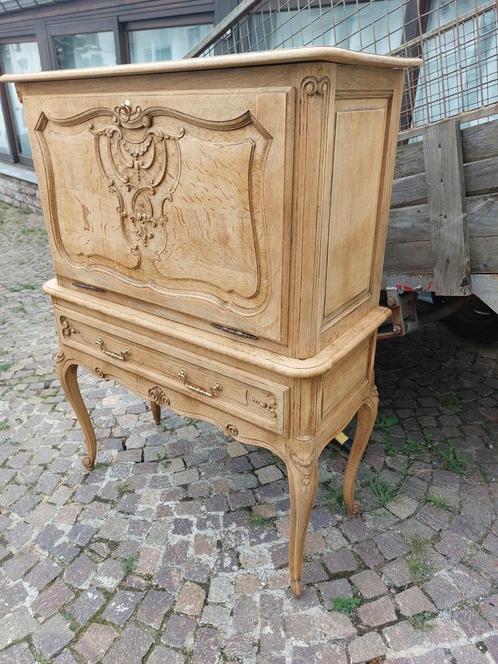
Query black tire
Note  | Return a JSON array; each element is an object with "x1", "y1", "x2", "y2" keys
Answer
[{"x1": 444, "y1": 295, "x2": 498, "y2": 344}]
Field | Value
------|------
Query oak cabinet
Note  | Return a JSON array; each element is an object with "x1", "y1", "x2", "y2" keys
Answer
[{"x1": 5, "y1": 47, "x2": 418, "y2": 596}]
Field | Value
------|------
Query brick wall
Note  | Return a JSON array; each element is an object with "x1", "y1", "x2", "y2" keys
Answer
[{"x1": 0, "y1": 171, "x2": 41, "y2": 213}]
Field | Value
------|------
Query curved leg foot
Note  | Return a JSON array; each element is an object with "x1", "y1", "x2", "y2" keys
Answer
[
  {"x1": 151, "y1": 401, "x2": 161, "y2": 426},
  {"x1": 285, "y1": 446, "x2": 319, "y2": 598},
  {"x1": 56, "y1": 351, "x2": 97, "y2": 471},
  {"x1": 343, "y1": 386, "x2": 378, "y2": 518}
]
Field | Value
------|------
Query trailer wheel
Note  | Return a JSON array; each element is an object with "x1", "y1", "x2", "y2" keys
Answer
[{"x1": 444, "y1": 295, "x2": 498, "y2": 344}]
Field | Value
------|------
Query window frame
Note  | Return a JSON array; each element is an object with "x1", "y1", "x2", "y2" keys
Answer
[
  {"x1": 0, "y1": 34, "x2": 42, "y2": 166},
  {"x1": 46, "y1": 17, "x2": 122, "y2": 69},
  {"x1": 123, "y1": 14, "x2": 214, "y2": 63}
]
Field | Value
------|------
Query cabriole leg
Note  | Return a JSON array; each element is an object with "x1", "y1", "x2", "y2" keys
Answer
[
  {"x1": 151, "y1": 401, "x2": 161, "y2": 425},
  {"x1": 56, "y1": 351, "x2": 97, "y2": 471},
  {"x1": 343, "y1": 386, "x2": 379, "y2": 517},
  {"x1": 285, "y1": 447, "x2": 320, "y2": 597}
]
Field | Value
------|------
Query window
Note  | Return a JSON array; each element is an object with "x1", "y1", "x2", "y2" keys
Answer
[
  {"x1": 54, "y1": 31, "x2": 117, "y2": 69},
  {"x1": 128, "y1": 24, "x2": 213, "y2": 62},
  {"x1": 0, "y1": 41, "x2": 41, "y2": 159}
]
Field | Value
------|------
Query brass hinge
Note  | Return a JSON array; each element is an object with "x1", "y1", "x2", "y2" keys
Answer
[
  {"x1": 72, "y1": 281, "x2": 106, "y2": 293},
  {"x1": 210, "y1": 323, "x2": 258, "y2": 340}
]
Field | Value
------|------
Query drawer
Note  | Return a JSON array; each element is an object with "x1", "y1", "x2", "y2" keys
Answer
[{"x1": 55, "y1": 308, "x2": 289, "y2": 435}]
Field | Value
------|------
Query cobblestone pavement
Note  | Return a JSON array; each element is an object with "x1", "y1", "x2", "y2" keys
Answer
[{"x1": 0, "y1": 203, "x2": 497, "y2": 664}]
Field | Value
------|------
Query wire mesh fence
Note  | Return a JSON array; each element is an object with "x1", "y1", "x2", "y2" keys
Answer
[{"x1": 189, "y1": 0, "x2": 497, "y2": 130}]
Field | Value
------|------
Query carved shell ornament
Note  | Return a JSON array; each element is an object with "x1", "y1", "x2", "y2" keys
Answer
[{"x1": 91, "y1": 100, "x2": 184, "y2": 253}]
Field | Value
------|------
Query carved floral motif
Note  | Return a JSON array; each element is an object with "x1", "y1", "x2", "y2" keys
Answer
[
  {"x1": 246, "y1": 390, "x2": 278, "y2": 421},
  {"x1": 91, "y1": 100, "x2": 184, "y2": 253},
  {"x1": 287, "y1": 446, "x2": 317, "y2": 490},
  {"x1": 148, "y1": 385, "x2": 170, "y2": 406},
  {"x1": 60, "y1": 316, "x2": 78, "y2": 337}
]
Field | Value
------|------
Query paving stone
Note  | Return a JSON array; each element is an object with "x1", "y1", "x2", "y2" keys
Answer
[
  {"x1": 351, "y1": 569, "x2": 388, "y2": 599},
  {"x1": 32, "y1": 613, "x2": 74, "y2": 660},
  {"x1": 147, "y1": 646, "x2": 185, "y2": 664},
  {"x1": 161, "y1": 613, "x2": 197, "y2": 649},
  {"x1": 386, "y1": 494, "x2": 419, "y2": 519},
  {"x1": 32, "y1": 578, "x2": 75, "y2": 618},
  {"x1": 67, "y1": 587, "x2": 105, "y2": 624},
  {"x1": 103, "y1": 624, "x2": 153, "y2": 664},
  {"x1": 453, "y1": 607, "x2": 491, "y2": 639},
  {"x1": 375, "y1": 532, "x2": 409, "y2": 560},
  {"x1": 358, "y1": 595, "x2": 397, "y2": 627},
  {"x1": 0, "y1": 581, "x2": 28, "y2": 619},
  {"x1": 0, "y1": 606, "x2": 38, "y2": 651},
  {"x1": 25, "y1": 557, "x2": 61, "y2": 590},
  {"x1": 322, "y1": 547, "x2": 358, "y2": 574},
  {"x1": 255, "y1": 465, "x2": 283, "y2": 484},
  {"x1": 348, "y1": 632, "x2": 387, "y2": 663},
  {"x1": 175, "y1": 581, "x2": 206, "y2": 616},
  {"x1": 63, "y1": 553, "x2": 96, "y2": 588},
  {"x1": 137, "y1": 589, "x2": 173, "y2": 628},
  {"x1": 192, "y1": 626, "x2": 220, "y2": 664},
  {"x1": 0, "y1": 642, "x2": 35, "y2": 664},
  {"x1": 75, "y1": 623, "x2": 118, "y2": 662},
  {"x1": 451, "y1": 645, "x2": 488, "y2": 664},
  {"x1": 102, "y1": 590, "x2": 143, "y2": 626},
  {"x1": 395, "y1": 586, "x2": 436, "y2": 616}
]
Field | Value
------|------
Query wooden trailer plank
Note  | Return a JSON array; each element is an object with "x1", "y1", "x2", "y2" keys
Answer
[
  {"x1": 467, "y1": 194, "x2": 498, "y2": 237},
  {"x1": 394, "y1": 140, "x2": 425, "y2": 179},
  {"x1": 464, "y1": 156, "x2": 498, "y2": 195},
  {"x1": 462, "y1": 120, "x2": 498, "y2": 162},
  {"x1": 388, "y1": 204, "x2": 430, "y2": 242},
  {"x1": 391, "y1": 172, "x2": 427, "y2": 208},
  {"x1": 470, "y1": 236, "x2": 498, "y2": 273},
  {"x1": 423, "y1": 119, "x2": 471, "y2": 295},
  {"x1": 384, "y1": 240, "x2": 433, "y2": 273}
]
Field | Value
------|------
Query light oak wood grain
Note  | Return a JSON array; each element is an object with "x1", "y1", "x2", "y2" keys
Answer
[{"x1": 18, "y1": 48, "x2": 410, "y2": 597}]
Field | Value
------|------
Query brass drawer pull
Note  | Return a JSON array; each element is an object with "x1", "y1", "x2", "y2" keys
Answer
[
  {"x1": 95, "y1": 336, "x2": 130, "y2": 361},
  {"x1": 178, "y1": 369, "x2": 222, "y2": 398}
]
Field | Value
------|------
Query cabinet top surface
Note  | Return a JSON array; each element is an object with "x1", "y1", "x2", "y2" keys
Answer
[{"x1": 2, "y1": 46, "x2": 420, "y2": 84}]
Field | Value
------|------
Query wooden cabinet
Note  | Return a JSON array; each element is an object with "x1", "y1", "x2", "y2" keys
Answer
[{"x1": 5, "y1": 47, "x2": 418, "y2": 597}]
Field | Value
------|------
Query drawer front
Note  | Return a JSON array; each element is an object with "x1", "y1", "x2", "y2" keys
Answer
[
  {"x1": 26, "y1": 84, "x2": 294, "y2": 345},
  {"x1": 56, "y1": 309, "x2": 289, "y2": 435}
]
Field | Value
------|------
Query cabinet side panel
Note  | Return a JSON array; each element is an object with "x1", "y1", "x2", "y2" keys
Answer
[
  {"x1": 320, "y1": 337, "x2": 371, "y2": 423},
  {"x1": 322, "y1": 99, "x2": 388, "y2": 323}
]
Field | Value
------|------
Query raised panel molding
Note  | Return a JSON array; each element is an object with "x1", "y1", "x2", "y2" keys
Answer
[{"x1": 35, "y1": 96, "x2": 276, "y2": 317}]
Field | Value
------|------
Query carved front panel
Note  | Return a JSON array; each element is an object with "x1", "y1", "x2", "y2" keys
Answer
[{"x1": 28, "y1": 89, "x2": 293, "y2": 343}]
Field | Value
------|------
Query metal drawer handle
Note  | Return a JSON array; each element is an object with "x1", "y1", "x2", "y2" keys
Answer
[
  {"x1": 178, "y1": 369, "x2": 222, "y2": 398},
  {"x1": 95, "y1": 336, "x2": 130, "y2": 361}
]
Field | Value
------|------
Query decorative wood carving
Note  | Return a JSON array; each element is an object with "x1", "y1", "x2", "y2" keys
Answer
[
  {"x1": 246, "y1": 390, "x2": 278, "y2": 421},
  {"x1": 148, "y1": 385, "x2": 170, "y2": 406},
  {"x1": 60, "y1": 316, "x2": 78, "y2": 337}
]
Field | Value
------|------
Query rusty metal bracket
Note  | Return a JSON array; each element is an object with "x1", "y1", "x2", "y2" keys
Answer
[{"x1": 378, "y1": 286, "x2": 419, "y2": 340}]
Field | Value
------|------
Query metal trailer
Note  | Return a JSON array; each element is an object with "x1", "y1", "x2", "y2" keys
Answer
[{"x1": 187, "y1": 0, "x2": 498, "y2": 341}]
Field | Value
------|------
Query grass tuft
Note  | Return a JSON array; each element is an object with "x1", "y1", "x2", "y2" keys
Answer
[
  {"x1": 426, "y1": 494, "x2": 448, "y2": 509},
  {"x1": 9, "y1": 282, "x2": 37, "y2": 292},
  {"x1": 248, "y1": 513, "x2": 272, "y2": 528},
  {"x1": 407, "y1": 536, "x2": 432, "y2": 584},
  {"x1": 331, "y1": 595, "x2": 361, "y2": 614},
  {"x1": 409, "y1": 611, "x2": 436, "y2": 631},
  {"x1": 121, "y1": 553, "x2": 138, "y2": 576}
]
